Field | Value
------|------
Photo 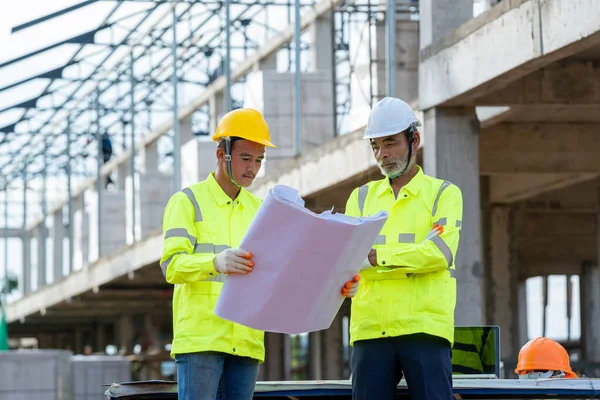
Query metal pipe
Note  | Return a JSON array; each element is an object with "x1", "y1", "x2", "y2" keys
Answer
[
  {"x1": 40, "y1": 140, "x2": 48, "y2": 287},
  {"x1": 542, "y1": 275, "x2": 548, "y2": 337},
  {"x1": 367, "y1": 0, "x2": 373, "y2": 105},
  {"x1": 566, "y1": 274, "x2": 572, "y2": 341},
  {"x1": 130, "y1": 52, "x2": 137, "y2": 242},
  {"x1": 21, "y1": 166, "x2": 28, "y2": 295},
  {"x1": 3, "y1": 189, "x2": 8, "y2": 298},
  {"x1": 225, "y1": 0, "x2": 232, "y2": 112},
  {"x1": 95, "y1": 89, "x2": 103, "y2": 258},
  {"x1": 293, "y1": 0, "x2": 301, "y2": 156},
  {"x1": 66, "y1": 120, "x2": 74, "y2": 275},
  {"x1": 385, "y1": 0, "x2": 396, "y2": 97},
  {"x1": 171, "y1": 2, "x2": 181, "y2": 193}
]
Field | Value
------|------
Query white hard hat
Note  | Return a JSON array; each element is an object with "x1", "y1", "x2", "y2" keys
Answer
[{"x1": 363, "y1": 97, "x2": 421, "y2": 140}]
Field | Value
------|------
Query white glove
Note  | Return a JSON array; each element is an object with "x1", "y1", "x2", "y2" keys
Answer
[{"x1": 213, "y1": 248, "x2": 253, "y2": 274}]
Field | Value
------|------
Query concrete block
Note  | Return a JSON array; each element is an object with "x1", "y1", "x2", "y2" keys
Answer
[
  {"x1": 0, "y1": 350, "x2": 73, "y2": 400},
  {"x1": 72, "y1": 195, "x2": 89, "y2": 271},
  {"x1": 71, "y1": 355, "x2": 131, "y2": 398},
  {"x1": 180, "y1": 137, "x2": 217, "y2": 189},
  {"x1": 244, "y1": 70, "x2": 336, "y2": 167},
  {"x1": 86, "y1": 191, "x2": 127, "y2": 259},
  {"x1": 138, "y1": 172, "x2": 172, "y2": 239}
]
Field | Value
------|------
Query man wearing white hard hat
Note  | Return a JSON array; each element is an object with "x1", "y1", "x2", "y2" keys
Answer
[{"x1": 344, "y1": 97, "x2": 464, "y2": 399}]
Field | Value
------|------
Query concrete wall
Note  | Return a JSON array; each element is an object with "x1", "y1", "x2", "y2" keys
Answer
[
  {"x1": 0, "y1": 350, "x2": 72, "y2": 400},
  {"x1": 72, "y1": 355, "x2": 131, "y2": 400}
]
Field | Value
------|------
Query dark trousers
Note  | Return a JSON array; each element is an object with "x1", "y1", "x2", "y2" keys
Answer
[{"x1": 351, "y1": 334, "x2": 454, "y2": 400}]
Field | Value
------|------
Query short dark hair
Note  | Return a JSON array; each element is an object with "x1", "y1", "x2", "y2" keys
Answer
[{"x1": 217, "y1": 136, "x2": 243, "y2": 151}]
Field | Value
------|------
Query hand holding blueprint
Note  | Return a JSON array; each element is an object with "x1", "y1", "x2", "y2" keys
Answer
[{"x1": 214, "y1": 185, "x2": 388, "y2": 334}]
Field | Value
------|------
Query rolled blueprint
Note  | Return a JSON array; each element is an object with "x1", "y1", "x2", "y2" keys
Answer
[{"x1": 215, "y1": 184, "x2": 388, "y2": 334}]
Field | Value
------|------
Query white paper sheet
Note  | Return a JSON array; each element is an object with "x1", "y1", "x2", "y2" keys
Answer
[{"x1": 214, "y1": 185, "x2": 388, "y2": 334}]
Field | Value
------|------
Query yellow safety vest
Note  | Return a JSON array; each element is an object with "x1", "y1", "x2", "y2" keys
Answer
[
  {"x1": 160, "y1": 172, "x2": 265, "y2": 361},
  {"x1": 345, "y1": 166, "x2": 463, "y2": 346}
]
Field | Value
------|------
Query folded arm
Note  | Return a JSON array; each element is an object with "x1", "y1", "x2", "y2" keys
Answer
[
  {"x1": 160, "y1": 193, "x2": 218, "y2": 284},
  {"x1": 376, "y1": 184, "x2": 463, "y2": 274}
]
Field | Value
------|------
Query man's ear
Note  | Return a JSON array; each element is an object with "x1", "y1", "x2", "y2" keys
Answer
[
  {"x1": 412, "y1": 130, "x2": 421, "y2": 151},
  {"x1": 216, "y1": 147, "x2": 225, "y2": 161}
]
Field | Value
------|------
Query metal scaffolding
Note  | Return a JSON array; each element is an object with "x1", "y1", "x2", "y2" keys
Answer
[{"x1": 0, "y1": 0, "x2": 419, "y2": 298}]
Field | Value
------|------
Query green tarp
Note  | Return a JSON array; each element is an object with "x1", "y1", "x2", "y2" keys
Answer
[{"x1": 0, "y1": 300, "x2": 9, "y2": 351}]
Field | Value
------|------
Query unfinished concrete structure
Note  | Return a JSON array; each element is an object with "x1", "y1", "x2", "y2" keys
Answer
[{"x1": 1, "y1": 0, "x2": 599, "y2": 380}]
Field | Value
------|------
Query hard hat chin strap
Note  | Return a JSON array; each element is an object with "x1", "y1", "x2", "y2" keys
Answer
[{"x1": 224, "y1": 138, "x2": 242, "y2": 189}]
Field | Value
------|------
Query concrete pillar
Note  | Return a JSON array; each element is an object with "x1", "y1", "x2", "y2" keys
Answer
[
  {"x1": 87, "y1": 190, "x2": 126, "y2": 260},
  {"x1": 423, "y1": 107, "x2": 484, "y2": 325},
  {"x1": 581, "y1": 262, "x2": 600, "y2": 361},
  {"x1": 181, "y1": 137, "x2": 217, "y2": 189},
  {"x1": 143, "y1": 141, "x2": 159, "y2": 174},
  {"x1": 488, "y1": 206, "x2": 519, "y2": 359},
  {"x1": 137, "y1": 173, "x2": 171, "y2": 239},
  {"x1": 376, "y1": 19, "x2": 419, "y2": 102},
  {"x1": 36, "y1": 226, "x2": 46, "y2": 289},
  {"x1": 52, "y1": 209, "x2": 64, "y2": 282},
  {"x1": 74, "y1": 327, "x2": 84, "y2": 354},
  {"x1": 308, "y1": 332, "x2": 322, "y2": 380},
  {"x1": 517, "y1": 280, "x2": 528, "y2": 346},
  {"x1": 21, "y1": 233, "x2": 31, "y2": 296},
  {"x1": 117, "y1": 314, "x2": 134, "y2": 354},
  {"x1": 95, "y1": 323, "x2": 106, "y2": 353},
  {"x1": 283, "y1": 335, "x2": 292, "y2": 380},
  {"x1": 262, "y1": 333, "x2": 284, "y2": 380},
  {"x1": 321, "y1": 311, "x2": 344, "y2": 379},
  {"x1": 309, "y1": 12, "x2": 333, "y2": 71},
  {"x1": 71, "y1": 194, "x2": 87, "y2": 270},
  {"x1": 180, "y1": 115, "x2": 194, "y2": 145},
  {"x1": 419, "y1": 0, "x2": 473, "y2": 48},
  {"x1": 209, "y1": 94, "x2": 225, "y2": 135},
  {"x1": 117, "y1": 162, "x2": 128, "y2": 192}
]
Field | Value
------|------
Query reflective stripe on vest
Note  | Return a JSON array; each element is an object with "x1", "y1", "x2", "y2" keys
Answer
[
  {"x1": 182, "y1": 187, "x2": 203, "y2": 222},
  {"x1": 161, "y1": 188, "x2": 229, "y2": 282},
  {"x1": 357, "y1": 184, "x2": 369, "y2": 216},
  {"x1": 356, "y1": 180, "x2": 456, "y2": 275}
]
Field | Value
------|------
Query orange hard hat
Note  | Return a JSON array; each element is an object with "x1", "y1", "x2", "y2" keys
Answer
[{"x1": 515, "y1": 337, "x2": 576, "y2": 378}]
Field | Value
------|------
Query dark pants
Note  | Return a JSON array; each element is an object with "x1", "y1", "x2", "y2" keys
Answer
[{"x1": 351, "y1": 334, "x2": 453, "y2": 400}]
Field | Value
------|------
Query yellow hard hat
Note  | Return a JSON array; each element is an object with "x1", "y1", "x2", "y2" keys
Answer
[{"x1": 212, "y1": 108, "x2": 277, "y2": 148}]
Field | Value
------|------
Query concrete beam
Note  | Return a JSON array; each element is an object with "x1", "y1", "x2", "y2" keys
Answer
[
  {"x1": 480, "y1": 123, "x2": 600, "y2": 175},
  {"x1": 503, "y1": 104, "x2": 600, "y2": 123},
  {"x1": 523, "y1": 179, "x2": 598, "y2": 212},
  {"x1": 419, "y1": 0, "x2": 600, "y2": 109},
  {"x1": 5, "y1": 233, "x2": 163, "y2": 324},
  {"x1": 520, "y1": 260, "x2": 583, "y2": 280},
  {"x1": 516, "y1": 212, "x2": 597, "y2": 262},
  {"x1": 490, "y1": 173, "x2": 597, "y2": 203},
  {"x1": 474, "y1": 62, "x2": 600, "y2": 106},
  {"x1": 0, "y1": 228, "x2": 24, "y2": 237}
]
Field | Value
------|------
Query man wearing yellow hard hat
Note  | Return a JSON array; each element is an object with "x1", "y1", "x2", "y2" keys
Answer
[{"x1": 160, "y1": 108, "x2": 360, "y2": 400}]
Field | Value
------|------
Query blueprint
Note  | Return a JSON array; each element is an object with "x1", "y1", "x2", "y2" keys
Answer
[{"x1": 214, "y1": 185, "x2": 388, "y2": 334}]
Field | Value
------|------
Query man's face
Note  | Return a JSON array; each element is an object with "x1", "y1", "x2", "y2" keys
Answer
[
  {"x1": 218, "y1": 139, "x2": 266, "y2": 187},
  {"x1": 369, "y1": 131, "x2": 415, "y2": 178}
]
